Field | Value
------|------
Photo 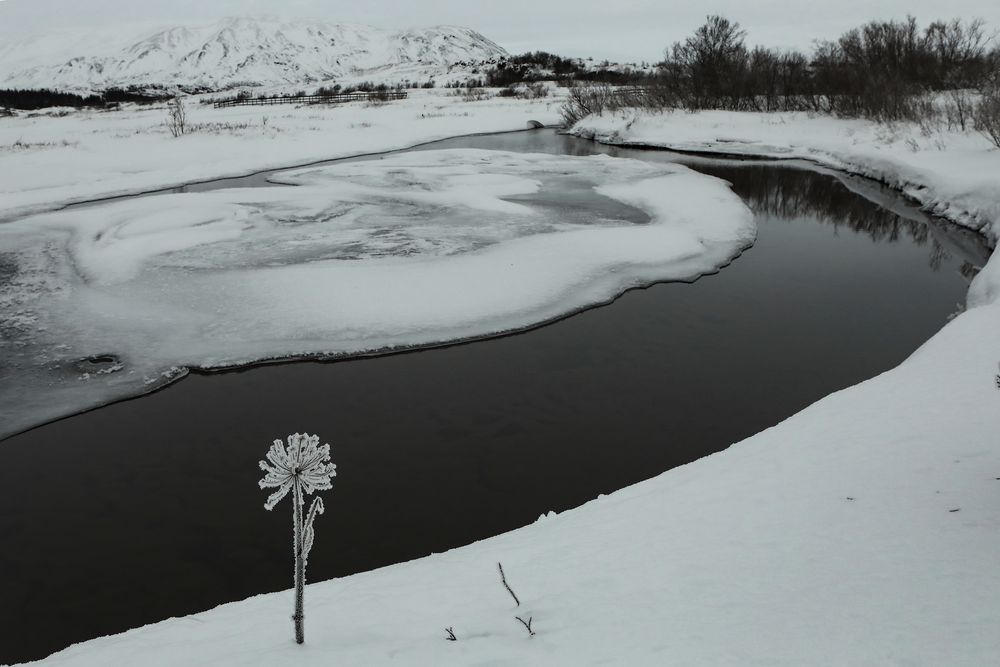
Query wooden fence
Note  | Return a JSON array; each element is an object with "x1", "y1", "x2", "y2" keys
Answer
[{"x1": 213, "y1": 90, "x2": 408, "y2": 109}]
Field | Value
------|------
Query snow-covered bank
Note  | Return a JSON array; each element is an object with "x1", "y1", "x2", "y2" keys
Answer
[
  {"x1": 571, "y1": 110, "x2": 1000, "y2": 244},
  {"x1": 0, "y1": 89, "x2": 561, "y2": 221},
  {"x1": 0, "y1": 149, "x2": 754, "y2": 439},
  {"x1": 8, "y1": 105, "x2": 1000, "y2": 667},
  {"x1": 21, "y1": 231, "x2": 1000, "y2": 666}
]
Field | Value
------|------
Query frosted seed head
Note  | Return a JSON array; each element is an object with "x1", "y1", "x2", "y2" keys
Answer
[{"x1": 258, "y1": 432, "x2": 336, "y2": 510}]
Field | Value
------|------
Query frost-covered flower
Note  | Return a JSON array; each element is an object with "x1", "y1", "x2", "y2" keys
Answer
[
  {"x1": 259, "y1": 432, "x2": 337, "y2": 645},
  {"x1": 258, "y1": 433, "x2": 337, "y2": 510}
]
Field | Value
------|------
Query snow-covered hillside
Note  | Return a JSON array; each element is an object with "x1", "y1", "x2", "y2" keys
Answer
[{"x1": 0, "y1": 17, "x2": 508, "y2": 92}]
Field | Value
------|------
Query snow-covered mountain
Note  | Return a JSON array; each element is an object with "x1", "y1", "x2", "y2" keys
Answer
[{"x1": 0, "y1": 16, "x2": 508, "y2": 91}]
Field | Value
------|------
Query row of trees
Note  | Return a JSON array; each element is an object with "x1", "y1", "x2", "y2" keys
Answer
[
  {"x1": 653, "y1": 15, "x2": 998, "y2": 119},
  {"x1": 485, "y1": 51, "x2": 655, "y2": 88},
  {"x1": 0, "y1": 86, "x2": 169, "y2": 110},
  {"x1": 561, "y1": 15, "x2": 1000, "y2": 143}
]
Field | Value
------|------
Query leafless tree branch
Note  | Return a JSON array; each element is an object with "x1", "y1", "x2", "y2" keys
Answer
[{"x1": 497, "y1": 561, "x2": 520, "y2": 607}]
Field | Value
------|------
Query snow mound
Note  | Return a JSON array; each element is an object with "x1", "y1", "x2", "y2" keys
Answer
[
  {"x1": 967, "y1": 249, "x2": 1000, "y2": 309},
  {"x1": 0, "y1": 149, "x2": 754, "y2": 439}
]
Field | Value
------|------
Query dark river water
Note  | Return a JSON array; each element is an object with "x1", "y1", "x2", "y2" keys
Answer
[{"x1": 0, "y1": 130, "x2": 990, "y2": 663}]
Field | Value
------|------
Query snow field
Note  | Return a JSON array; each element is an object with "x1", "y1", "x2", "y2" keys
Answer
[{"x1": 0, "y1": 89, "x2": 564, "y2": 221}]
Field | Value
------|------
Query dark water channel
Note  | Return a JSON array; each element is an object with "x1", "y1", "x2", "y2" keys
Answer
[{"x1": 0, "y1": 131, "x2": 990, "y2": 663}]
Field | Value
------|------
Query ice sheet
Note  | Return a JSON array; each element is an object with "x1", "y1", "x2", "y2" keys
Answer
[{"x1": 0, "y1": 149, "x2": 754, "y2": 438}]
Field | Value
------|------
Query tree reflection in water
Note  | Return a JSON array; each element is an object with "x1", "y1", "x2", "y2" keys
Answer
[{"x1": 667, "y1": 158, "x2": 988, "y2": 279}]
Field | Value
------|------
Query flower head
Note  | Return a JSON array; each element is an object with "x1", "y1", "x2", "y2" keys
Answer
[{"x1": 258, "y1": 433, "x2": 337, "y2": 510}]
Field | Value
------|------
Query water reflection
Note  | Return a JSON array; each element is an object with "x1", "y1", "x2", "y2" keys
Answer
[
  {"x1": 687, "y1": 161, "x2": 986, "y2": 277},
  {"x1": 408, "y1": 131, "x2": 990, "y2": 277}
]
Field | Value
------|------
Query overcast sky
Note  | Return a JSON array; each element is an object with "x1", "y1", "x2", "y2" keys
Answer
[{"x1": 0, "y1": 0, "x2": 998, "y2": 62}]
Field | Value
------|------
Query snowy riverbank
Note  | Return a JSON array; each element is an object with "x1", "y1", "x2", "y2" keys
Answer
[
  {"x1": 14, "y1": 110, "x2": 1000, "y2": 666},
  {"x1": 21, "y1": 262, "x2": 1000, "y2": 667},
  {"x1": 572, "y1": 109, "x2": 1000, "y2": 245},
  {"x1": 0, "y1": 88, "x2": 563, "y2": 220}
]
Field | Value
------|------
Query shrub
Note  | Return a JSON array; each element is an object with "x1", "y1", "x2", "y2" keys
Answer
[
  {"x1": 504, "y1": 82, "x2": 550, "y2": 99},
  {"x1": 559, "y1": 84, "x2": 654, "y2": 127},
  {"x1": 458, "y1": 87, "x2": 492, "y2": 102},
  {"x1": 975, "y1": 87, "x2": 1000, "y2": 148},
  {"x1": 944, "y1": 90, "x2": 976, "y2": 131},
  {"x1": 526, "y1": 82, "x2": 550, "y2": 98},
  {"x1": 560, "y1": 84, "x2": 617, "y2": 127},
  {"x1": 166, "y1": 96, "x2": 187, "y2": 137}
]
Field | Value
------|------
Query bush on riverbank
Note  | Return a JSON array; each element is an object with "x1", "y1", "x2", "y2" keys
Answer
[{"x1": 975, "y1": 86, "x2": 1000, "y2": 147}]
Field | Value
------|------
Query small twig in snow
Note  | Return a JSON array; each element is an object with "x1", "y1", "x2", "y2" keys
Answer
[
  {"x1": 444, "y1": 627, "x2": 457, "y2": 641},
  {"x1": 497, "y1": 561, "x2": 520, "y2": 607},
  {"x1": 515, "y1": 615, "x2": 535, "y2": 637}
]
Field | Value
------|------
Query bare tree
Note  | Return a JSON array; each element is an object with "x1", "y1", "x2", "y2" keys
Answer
[
  {"x1": 668, "y1": 15, "x2": 748, "y2": 108},
  {"x1": 166, "y1": 96, "x2": 187, "y2": 137},
  {"x1": 975, "y1": 86, "x2": 1000, "y2": 147}
]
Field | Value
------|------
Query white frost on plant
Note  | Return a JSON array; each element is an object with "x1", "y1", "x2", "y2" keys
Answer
[
  {"x1": 258, "y1": 433, "x2": 337, "y2": 511},
  {"x1": 258, "y1": 432, "x2": 336, "y2": 644}
]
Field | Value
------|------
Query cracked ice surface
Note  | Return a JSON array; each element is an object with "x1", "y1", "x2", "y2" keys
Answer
[{"x1": 0, "y1": 149, "x2": 755, "y2": 439}]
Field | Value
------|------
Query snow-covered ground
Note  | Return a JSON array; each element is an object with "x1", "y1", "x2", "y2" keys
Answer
[
  {"x1": 0, "y1": 89, "x2": 566, "y2": 439},
  {"x1": 0, "y1": 89, "x2": 562, "y2": 221},
  {"x1": 7, "y1": 105, "x2": 1000, "y2": 666}
]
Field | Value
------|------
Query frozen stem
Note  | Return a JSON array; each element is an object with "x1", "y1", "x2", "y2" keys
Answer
[
  {"x1": 515, "y1": 615, "x2": 535, "y2": 637},
  {"x1": 497, "y1": 561, "x2": 520, "y2": 607},
  {"x1": 444, "y1": 627, "x2": 457, "y2": 641}
]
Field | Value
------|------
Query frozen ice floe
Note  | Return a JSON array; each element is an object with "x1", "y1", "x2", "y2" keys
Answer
[{"x1": 0, "y1": 149, "x2": 754, "y2": 438}]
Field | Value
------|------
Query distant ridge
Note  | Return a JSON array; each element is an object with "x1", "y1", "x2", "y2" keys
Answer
[{"x1": 0, "y1": 16, "x2": 508, "y2": 92}]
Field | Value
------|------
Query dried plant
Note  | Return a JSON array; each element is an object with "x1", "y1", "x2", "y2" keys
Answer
[{"x1": 259, "y1": 433, "x2": 337, "y2": 644}]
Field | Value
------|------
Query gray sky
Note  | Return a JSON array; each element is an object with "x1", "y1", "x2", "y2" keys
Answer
[{"x1": 0, "y1": 0, "x2": 998, "y2": 62}]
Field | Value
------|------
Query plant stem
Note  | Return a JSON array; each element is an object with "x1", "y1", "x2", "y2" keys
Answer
[{"x1": 293, "y1": 479, "x2": 305, "y2": 644}]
